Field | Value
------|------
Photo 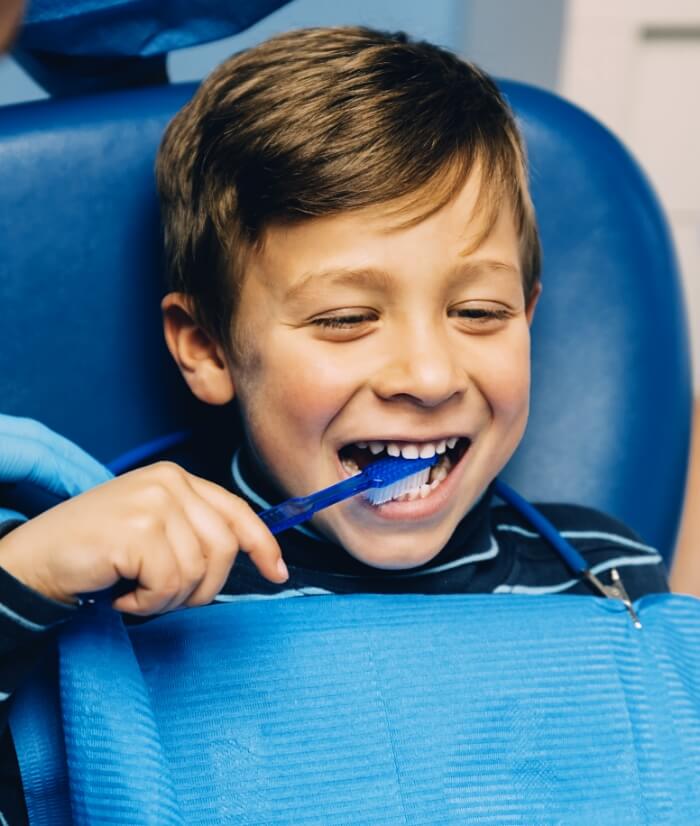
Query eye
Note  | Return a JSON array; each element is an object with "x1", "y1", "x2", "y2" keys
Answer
[
  {"x1": 311, "y1": 313, "x2": 375, "y2": 329},
  {"x1": 449, "y1": 305, "x2": 512, "y2": 329},
  {"x1": 453, "y1": 308, "x2": 509, "y2": 320}
]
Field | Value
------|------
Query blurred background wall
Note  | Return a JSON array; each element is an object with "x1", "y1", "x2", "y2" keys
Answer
[{"x1": 0, "y1": 0, "x2": 697, "y2": 389}]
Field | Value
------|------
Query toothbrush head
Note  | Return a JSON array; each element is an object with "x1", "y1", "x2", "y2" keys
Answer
[{"x1": 363, "y1": 454, "x2": 439, "y2": 506}]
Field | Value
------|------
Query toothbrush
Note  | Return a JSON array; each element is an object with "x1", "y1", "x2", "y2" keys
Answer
[
  {"x1": 85, "y1": 454, "x2": 438, "y2": 604},
  {"x1": 259, "y1": 454, "x2": 439, "y2": 535}
]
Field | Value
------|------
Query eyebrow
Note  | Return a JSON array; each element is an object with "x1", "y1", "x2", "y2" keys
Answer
[
  {"x1": 284, "y1": 259, "x2": 520, "y2": 302},
  {"x1": 284, "y1": 267, "x2": 394, "y2": 302}
]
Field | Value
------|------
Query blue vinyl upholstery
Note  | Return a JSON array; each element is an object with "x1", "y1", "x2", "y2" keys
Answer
[{"x1": 0, "y1": 80, "x2": 691, "y2": 561}]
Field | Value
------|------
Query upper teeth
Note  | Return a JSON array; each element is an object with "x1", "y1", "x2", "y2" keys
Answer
[{"x1": 353, "y1": 437, "x2": 459, "y2": 459}]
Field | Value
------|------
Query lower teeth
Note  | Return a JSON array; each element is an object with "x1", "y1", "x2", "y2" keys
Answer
[
  {"x1": 340, "y1": 457, "x2": 361, "y2": 475},
  {"x1": 428, "y1": 453, "x2": 452, "y2": 484},
  {"x1": 392, "y1": 453, "x2": 453, "y2": 502},
  {"x1": 394, "y1": 480, "x2": 439, "y2": 502}
]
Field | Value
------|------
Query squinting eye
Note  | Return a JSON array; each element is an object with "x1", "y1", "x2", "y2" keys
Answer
[
  {"x1": 451, "y1": 308, "x2": 511, "y2": 322},
  {"x1": 312, "y1": 313, "x2": 375, "y2": 329}
]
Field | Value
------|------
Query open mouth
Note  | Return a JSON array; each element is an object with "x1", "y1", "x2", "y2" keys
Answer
[{"x1": 338, "y1": 437, "x2": 471, "y2": 503}]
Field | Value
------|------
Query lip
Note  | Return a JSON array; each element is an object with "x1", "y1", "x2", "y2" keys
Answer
[
  {"x1": 333, "y1": 438, "x2": 473, "y2": 522},
  {"x1": 337, "y1": 434, "x2": 466, "y2": 450}
]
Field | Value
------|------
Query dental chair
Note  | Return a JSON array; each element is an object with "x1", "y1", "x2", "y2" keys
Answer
[
  {"x1": 0, "y1": 75, "x2": 691, "y2": 561},
  {"x1": 1, "y1": 25, "x2": 698, "y2": 826}
]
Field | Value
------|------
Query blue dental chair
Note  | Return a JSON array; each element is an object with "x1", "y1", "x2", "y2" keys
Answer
[{"x1": 0, "y1": 76, "x2": 691, "y2": 563}]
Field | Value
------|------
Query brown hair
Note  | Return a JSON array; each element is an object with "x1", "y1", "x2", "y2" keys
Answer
[{"x1": 156, "y1": 26, "x2": 541, "y2": 355}]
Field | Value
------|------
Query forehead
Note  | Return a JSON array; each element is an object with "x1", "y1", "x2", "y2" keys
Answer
[{"x1": 249, "y1": 169, "x2": 518, "y2": 294}]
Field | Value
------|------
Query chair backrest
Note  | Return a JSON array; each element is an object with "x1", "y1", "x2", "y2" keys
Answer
[{"x1": 0, "y1": 80, "x2": 691, "y2": 561}]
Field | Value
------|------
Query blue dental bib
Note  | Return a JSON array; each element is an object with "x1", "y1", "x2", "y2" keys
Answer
[{"x1": 10, "y1": 592, "x2": 700, "y2": 825}]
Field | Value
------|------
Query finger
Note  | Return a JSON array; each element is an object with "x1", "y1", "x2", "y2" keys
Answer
[
  {"x1": 114, "y1": 463, "x2": 238, "y2": 613},
  {"x1": 139, "y1": 465, "x2": 250, "y2": 607},
  {"x1": 160, "y1": 507, "x2": 208, "y2": 611},
  {"x1": 145, "y1": 467, "x2": 242, "y2": 603},
  {"x1": 184, "y1": 532, "x2": 239, "y2": 607},
  {"x1": 187, "y1": 475, "x2": 288, "y2": 584},
  {"x1": 112, "y1": 533, "x2": 185, "y2": 615},
  {"x1": 174, "y1": 482, "x2": 243, "y2": 605},
  {"x1": 174, "y1": 475, "x2": 243, "y2": 599}
]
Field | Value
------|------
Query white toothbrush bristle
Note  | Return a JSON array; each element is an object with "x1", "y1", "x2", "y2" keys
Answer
[{"x1": 365, "y1": 467, "x2": 431, "y2": 505}]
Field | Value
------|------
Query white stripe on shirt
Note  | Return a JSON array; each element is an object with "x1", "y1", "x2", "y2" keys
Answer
[
  {"x1": 215, "y1": 586, "x2": 333, "y2": 603},
  {"x1": 0, "y1": 600, "x2": 51, "y2": 632},
  {"x1": 492, "y1": 553, "x2": 663, "y2": 595},
  {"x1": 495, "y1": 524, "x2": 658, "y2": 555},
  {"x1": 394, "y1": 534, "x2": 499, "y2": 578}
]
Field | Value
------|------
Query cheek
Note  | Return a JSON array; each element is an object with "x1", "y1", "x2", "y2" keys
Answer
[
  {"x1": 235, "y1": 335, "x2": 361, "y2": 444},
  {"x1": 472, "y1": 328, "x2": 531, "y2": 421}
]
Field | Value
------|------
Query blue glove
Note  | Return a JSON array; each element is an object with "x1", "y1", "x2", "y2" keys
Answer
[{"x1": 0, "y1": 414, "x2": 113, "y2": 525}]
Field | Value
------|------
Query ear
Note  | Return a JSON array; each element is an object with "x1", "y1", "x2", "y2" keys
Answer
[
  {"x1": 162, "y1": 293, "x2": 235, "y2": 405},
  {"x1": 525, "y1": 281, "x2": 542, "y2": 326}
]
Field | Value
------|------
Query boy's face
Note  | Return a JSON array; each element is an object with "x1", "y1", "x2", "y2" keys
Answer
[{"x1": 229, "y1": 172, "x2": 538, "y2": 569}]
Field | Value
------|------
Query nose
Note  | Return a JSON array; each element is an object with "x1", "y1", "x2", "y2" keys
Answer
[{"x1": 371, "y1": 323, "x2": 469, "y2": 408}]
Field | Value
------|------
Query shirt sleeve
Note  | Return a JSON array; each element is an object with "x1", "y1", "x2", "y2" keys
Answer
[{"x1": 0, "y1": 523, "x2": 77, "y2": 699}]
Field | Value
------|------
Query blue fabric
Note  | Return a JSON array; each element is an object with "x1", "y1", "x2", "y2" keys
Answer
[
  {"x1": 17, "y1": 1, "x2": 293, "y2": 57},
  {"x1": 10, "y1": 592, "x2": 700, "y2": 824},
  {"x1": 0, "y1": 80, "x2": 689, "y2": 559}
]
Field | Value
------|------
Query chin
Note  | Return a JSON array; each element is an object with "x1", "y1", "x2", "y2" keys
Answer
[
  {"x1": 328, "y1": 521, "x2": 450, "y2": 571},
  {"x1": 311, "y1": 481, "x2": 474, "y2": 567},
  {"x1": 352, "y1": 549, "x2": 438, "y2": 571}
]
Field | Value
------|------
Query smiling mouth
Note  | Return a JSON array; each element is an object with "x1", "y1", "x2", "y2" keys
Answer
[{"x1": 338, "y1": 437, "x2": 471, "y2": 502}]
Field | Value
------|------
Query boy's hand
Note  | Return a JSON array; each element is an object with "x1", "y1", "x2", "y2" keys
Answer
[{"x1": 0, "y1": 462, "x2": 288, "y2": 615}]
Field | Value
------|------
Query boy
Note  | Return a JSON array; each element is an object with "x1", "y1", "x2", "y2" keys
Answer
[{"x1": 0, "y1": 26, "x2": 668, "y2": 823}]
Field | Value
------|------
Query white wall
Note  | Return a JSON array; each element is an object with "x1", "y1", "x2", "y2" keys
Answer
[
  {"x1": 460, "y1": 0, "x2": 566, "y2": 91},
  {"x1": 560, "y1": 0, "x2": 700, "y2": 387}
]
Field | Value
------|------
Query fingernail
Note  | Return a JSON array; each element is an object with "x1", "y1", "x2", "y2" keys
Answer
[{"x1": 276, "y1": 559, "x2": 289, "y2": 581}]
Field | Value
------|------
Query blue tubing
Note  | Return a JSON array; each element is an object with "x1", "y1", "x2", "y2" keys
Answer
[
  {"x1": 493, "y1": 478, "x2": 589, "y2": 575},
  {"x1": 107, "y1": 431, "x2": 191, "y2": 475}
]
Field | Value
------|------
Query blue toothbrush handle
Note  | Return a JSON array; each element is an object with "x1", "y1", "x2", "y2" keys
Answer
[{"x1": 259, "y1": 473, "x2": 373, "y2": 534}]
